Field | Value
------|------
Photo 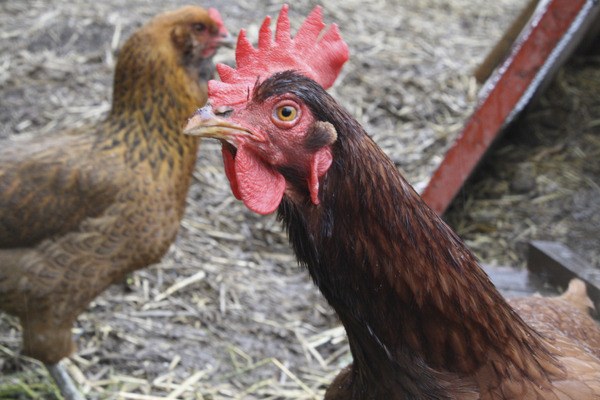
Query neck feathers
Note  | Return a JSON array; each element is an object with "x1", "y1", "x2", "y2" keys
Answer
[
  {"x1": 279, "y1": 124, "x2": 556, "y2": 395},
  {"x1": 110, "y1": 31, "x2": 206, "y2": 128},
  {"x1": 101, "y1": 31, "x2": 203, "y2": 178}
]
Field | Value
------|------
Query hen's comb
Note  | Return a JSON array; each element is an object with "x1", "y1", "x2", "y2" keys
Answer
[
  {"x1": 207, "y1": 8, "x2": 228, "y2": 37},
  {"x1": 208, "y1": 4, "x2": 349, "y2": 107}
]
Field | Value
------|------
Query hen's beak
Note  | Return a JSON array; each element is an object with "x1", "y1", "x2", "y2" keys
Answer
[
  {"x1": 217, "y1": 32, "x2": 235, "y2": 49},
  {"x1": 184, "y1": 105, "x2": 262, "y2": 142}
]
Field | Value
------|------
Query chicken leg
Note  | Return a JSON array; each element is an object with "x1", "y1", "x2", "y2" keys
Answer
[{"x1": 46, "y1": 362, "x2": 85, "y2": 400}]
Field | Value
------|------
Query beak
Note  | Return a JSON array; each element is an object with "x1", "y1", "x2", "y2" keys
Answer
[
  {"x1": 184, "y1": 105, "x2": 262, "y2": 141},
  {"x1": 218, "y1": 32, "x2": 235, "y2": 49}
]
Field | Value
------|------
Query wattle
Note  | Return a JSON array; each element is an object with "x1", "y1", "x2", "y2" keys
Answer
[
  {"x1": 222, "y1": 143, "x2": 286, "y2": 215},
  {"x1": 221, "y1": 144, "x2": 242, "y2": 200}
]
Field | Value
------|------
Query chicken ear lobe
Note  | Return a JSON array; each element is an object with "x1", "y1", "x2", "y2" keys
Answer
[
  {"x1": 306, "y1": 121, "x2": 337, "y2": 205},
  {"x1": 235, "y1": 145, "x2": 286, "y2": 215}
]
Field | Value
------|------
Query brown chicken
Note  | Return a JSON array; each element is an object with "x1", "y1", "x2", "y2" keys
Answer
[
  {"x1": 185, "y1": 6, "x2": 600, "y2": 399},
  {"x1": 0, "y1": 6, "x2": 231, "y2": 399}
]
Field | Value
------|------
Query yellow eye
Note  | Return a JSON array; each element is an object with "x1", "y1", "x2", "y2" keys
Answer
[{"x1": 275, "y1": 105, "x2": 298, "y2": 121}]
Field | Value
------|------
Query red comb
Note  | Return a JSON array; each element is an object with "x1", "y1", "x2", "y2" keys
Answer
[
  {"x1": 208, "y1": 4, "x2": 349, "y2": 107},
  {"x1": 207, "y1": 8, "x2": 228, "y2": 36}
]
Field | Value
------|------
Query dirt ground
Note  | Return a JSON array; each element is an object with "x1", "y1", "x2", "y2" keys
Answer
[{"x1": 0, "y1": 0, "x2": 598, "y2": 399}]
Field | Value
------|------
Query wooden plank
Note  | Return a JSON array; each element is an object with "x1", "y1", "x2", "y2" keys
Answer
[
  {"x1": 473, "y1": 0, "x2": 540, "y2": 83},
  {"x1": 421, "y1": 0, "x2": 600, "y2": 215},
  {"x1": 527, "y1": 240, "x2": 600, "y2": 312},
  {"x1": 481, "y1": 264, "x2": 556, "y2": 298}
]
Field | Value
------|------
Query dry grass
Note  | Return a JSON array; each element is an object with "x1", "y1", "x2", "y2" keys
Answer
[{"x1": 2, "y1": 0, "x2": 598, "y2": 399}]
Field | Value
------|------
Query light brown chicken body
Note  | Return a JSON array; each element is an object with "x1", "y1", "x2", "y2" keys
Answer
[{"x1": 0, "y1": 6, "x2": 230, "y2": 369}]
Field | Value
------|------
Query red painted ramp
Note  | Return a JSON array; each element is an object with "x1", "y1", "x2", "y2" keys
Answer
[{"x1": 421, "y1": 0, "x2": 600, "y2": 215}]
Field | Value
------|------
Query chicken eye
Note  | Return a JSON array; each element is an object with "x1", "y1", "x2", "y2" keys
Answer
[
  {"x1": 275, "y1": 105, "x2": 298, "y2": 122},
  {"x1": 271, "y1": 100, "x2": 301, "y2": 128},
  {"x1": 192, "y1": 23, "x2": 206, "y2": 33}
]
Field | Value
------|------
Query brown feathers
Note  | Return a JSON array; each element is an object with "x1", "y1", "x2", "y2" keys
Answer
[
  {"x1": 203, "y1": 73, "x2": 600, "y2": 399},
  {"x1": 0, "y1": 6, "x2": 229, "y2": 365}
]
